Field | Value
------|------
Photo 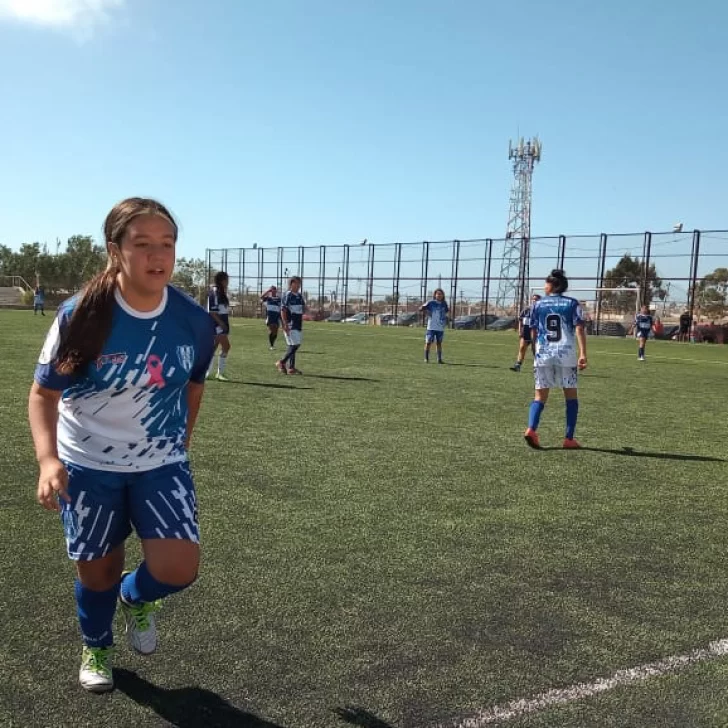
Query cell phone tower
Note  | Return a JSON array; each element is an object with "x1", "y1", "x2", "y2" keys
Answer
[{"x1": 495, "y1": 136, "x2": 542, "y2": 314}]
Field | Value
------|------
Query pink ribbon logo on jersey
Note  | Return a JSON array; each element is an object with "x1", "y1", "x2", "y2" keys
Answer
[{"x1": 145, "y1": 355, "x2": 166, "y2": 389}]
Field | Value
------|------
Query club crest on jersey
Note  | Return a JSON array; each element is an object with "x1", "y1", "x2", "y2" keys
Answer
[
  {"x1": 177, "y1": 345, "x2": 195, "y2": 373},
  {"x1": 96, "y1": 352, "x2": 127, "y2": 370}
]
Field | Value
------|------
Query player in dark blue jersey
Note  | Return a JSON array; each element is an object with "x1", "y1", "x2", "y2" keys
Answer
[
  {"x1": 633, "y1": 305, "x2": 654, "y2": 361},
  {"x1": 33, "y1": 284, "x2": 46, "y2": 315},
  {"x1": 28, "y1": 198, "x2": 216, "y2": 693},
  {"x1": 510, "y1": 294, "x2": 541, "y2": 371},
  {"x1": 277, "y1": 276, "x2": 305, "y2": 374},
  {"x1": 261, "y1": 285, "x2": 282, "y2": 350},
  {"x1": 420, "y1": 288, "x2": 449, "y2": 363},
  {"x1": 524, "y1": 269, "x2": 587, "y2": 450},
  {"x1": 207, "y1": 271, "x2": 231, "y2": 381}
]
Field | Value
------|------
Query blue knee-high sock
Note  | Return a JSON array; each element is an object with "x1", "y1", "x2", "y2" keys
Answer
[
  {"x1": 75, "y1": 579, "x2": 119, "y2": 648},
  {"x1": 289, "y1": 345, "x2": 299, "y2": 369},
  {"x1": 565, "y1": 398, "x2": 579, "y2": 439},
  {"x1": 281, "y1": 345, "x2": 295, "y2": 366},
  {"x1": 528, "y1": 401, "x2": 545, "y2": 431},
  {"x1": 120, "y1": 561, "x2": 192, "y2": 606},
  {"x1": 638, "y1": 346, "x2": 645, "y2": 357},
  {"x1": 424, "y1": 347, "x2": 430, "y2": 361}
]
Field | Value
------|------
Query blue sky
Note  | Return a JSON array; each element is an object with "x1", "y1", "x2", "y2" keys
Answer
[{"x1": 0, "y1": 0, "x2": 726, "y2": 276}]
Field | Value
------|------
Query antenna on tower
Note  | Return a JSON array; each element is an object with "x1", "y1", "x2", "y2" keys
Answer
[{"x1": 495, "y1": 135, "x2": 542, "y2": 314}]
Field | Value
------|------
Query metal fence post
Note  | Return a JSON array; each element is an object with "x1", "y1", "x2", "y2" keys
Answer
[
  {"x1": 450, "y1": 240, "x2": 460, "y2": 327},
  {"x1": 688, "y1": 229, "x2": 701, "y2": 324},
  {"x1": 342, "y1": 245, "x2": 350, "y2": 319}
]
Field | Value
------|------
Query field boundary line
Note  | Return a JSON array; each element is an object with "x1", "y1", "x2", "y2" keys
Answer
[{"x1": 432, "y1": 638, "x2": 728, "y2": 727}]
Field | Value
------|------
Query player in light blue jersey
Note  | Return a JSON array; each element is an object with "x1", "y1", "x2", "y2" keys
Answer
[
  {"x1": 207, "y1": 271, "x2": 231, "y2": 381},
  {"x1": 277, "y1": 276, "x2": 305, "y2": 374},
  {"x1": 524, "y1": 269, "x2": 588, "y2": 450},
  {"x1": 261, "y1": 285, "x2": 282, "y2": 350},
  {"x1": 28, "y1": 198, "x2": 216, "y2": 693},
  {"x1": 33, "y1": 284, "x2": 46, "y2": 316},
  {"x1": 420, "y1": 288, "x2": 449, "y2": 363},
  {"x1": 633, "y1": 305, "x2": 654, "y2": 361}
]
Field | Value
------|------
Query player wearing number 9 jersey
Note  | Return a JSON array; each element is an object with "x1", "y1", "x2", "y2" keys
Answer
[{"x1": 524, "y1": 269, "x2": 588, "y2": 450}]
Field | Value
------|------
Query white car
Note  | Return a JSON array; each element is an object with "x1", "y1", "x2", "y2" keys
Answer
[{"x1": 342, "y1": 312, "x2": 369, "y2": 324}]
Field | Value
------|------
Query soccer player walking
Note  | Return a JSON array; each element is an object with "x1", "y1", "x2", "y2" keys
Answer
[
  {"x1": 633, "y1": 305, "x2": 654, "y2": 361},
  {"x1": 28, "y1": 198, "x2": 216, "y2": 692},
  {"x1": 261, "y1": 285, "x2": 282, "y2": 350},
  {"x1": 510, "y1": 293, "x2": 541, "y2": 371},
  {"x1": 277, "y1": 276, "x2": 305, "y2": 374},
  {"x1": 524, "y1": 269, "x2": 587, "y2": 449},
  {"x1": 207, "y1": 271, "x2": 232, "y2": 381},
  {"x1": 420, "y1": 288, "x2": 449, "y2": 364}
]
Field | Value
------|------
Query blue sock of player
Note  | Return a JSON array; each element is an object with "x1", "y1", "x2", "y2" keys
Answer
[
  {"x1": 437, "y1": 346, "x2": 442, "y2": 363},
  {"x1": 269, "y1": 332, "x2": 276, "y2": 346},
  {"x1": 120, "y1": 561, "x2": 191, "y2": 606},
  {"x1": 75, "y1": 579, "x2": 119, "y2": 648},
  {"x1": 290, "y1": 345, "x2": 300, "y2": 369},
  {"x1": 638, "y1": 346, "x2": 644, "y2": 358},
  {"x1": 528, "y1": 400, "x2": 545, "y2": 431},
  {"x1": 565, "y1": 398, "x2": 579, "y2": 439},
  {"x1": 281, "y1": 345, "x2": 294, "y2": 366},
  {"x1": 424, "y1": 347, "x2": 429, "y2": 362},
  {"x1": 217, "y1": 354, "x2": 227, "y2": 375}
]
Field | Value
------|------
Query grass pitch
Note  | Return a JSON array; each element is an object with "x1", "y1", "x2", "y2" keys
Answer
[{"x1": 1, "y1": 311, "x2": 727, "y2": 728}]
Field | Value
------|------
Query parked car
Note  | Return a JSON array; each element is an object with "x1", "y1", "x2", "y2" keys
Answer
[
  {"x1": 453, "y1": 313, "x2": 499, "y2": 330},
  {"x1": 325, "y1": 311, "x2": 344, "y2": 322},
  {"x1": 302, "y1": 309, "x2": 327, "y2": 322},
  {"x1": 377, "y1": 313, "x2": 397, "y2": 326},
  {"x1": 391, "y1": 312, "x2": 420, "y2": 326},
  {"x1": 485, "y1": 317, "x2": 518, "y2": 331},
  {"x1": 343, "y1": 312, "x2": 369, "y2": 324}
]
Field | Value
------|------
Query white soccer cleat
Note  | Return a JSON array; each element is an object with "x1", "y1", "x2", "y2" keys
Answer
[
  {"x1": 79, "y1": 646, "x2": 114, "y2": 692},
  {"x1": 119, "y1": 598, "x2": 161, "y2": 655}
]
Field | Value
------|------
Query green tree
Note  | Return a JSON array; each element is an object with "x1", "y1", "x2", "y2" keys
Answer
[
  {"x1": 602, "y1": 254, "x2": 666, "y2": 311},
  {"x1": 171, "y1": 258, "x2": 207, "y2": 302},
  {"x1": 697, "y1": 267, "x2": 728, "y2": 319}
]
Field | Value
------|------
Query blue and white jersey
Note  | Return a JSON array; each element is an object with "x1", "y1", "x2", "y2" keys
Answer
[
  {"x1": 34, "y1": 287, "x2": 45, "y2": 305},
  {"x1": 518, "y1": 306, "x2": 533, "y2": 329},
  {"x1": 530, "y1": 295, "x2": 584, "y2": 367},
  {"x1": 634, "y1": 313, "x2": 653, "y2": 335},
  {"x1": 423, "y1": 300, "x2": 449, "y2": 331},
  {"x1": 263, "y1": 294, "x2": 282, "y2": 320},
  {"x1": 282, "y1": 290, "x2": 305, "y2": 331},
  {"x1": 207, "y1": 285, "x2": 230, "y2": 327},
  {"x1": 34, "y1": 286, "x2": 216, "y2": 473}
]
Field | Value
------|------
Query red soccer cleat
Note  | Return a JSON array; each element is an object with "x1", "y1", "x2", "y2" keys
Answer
[
  {"x1": 524, "y1": 428, "x2": 541, "y2": 449},
  {"x1": 563, "y1": 438, "x2": 582, "y2": 449},
  {"x1": 275, "y1": 361, "x2": 287, "y2": 374}
]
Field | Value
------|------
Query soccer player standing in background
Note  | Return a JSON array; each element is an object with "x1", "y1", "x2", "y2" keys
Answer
[
  {"x1": 207, "y1": 271, "x2": 232, "y2": 381},
  {"x1": 524, "y1": 269, "x2": 587, "y2": 449},
  {"x1": 510, "y1": 293, "x2": 541, "y2": 372},
  {"x1": 28, "y1": 198, "x2": 216, "y2": 692},
  {"x1": 260, "y1": 285, "x2": 282, "y2": 350},
  {"x1": 633, "y1": 304, "x2": 654, "y2": 361},
  {"x1": 277, "y1": 276, "x2": 305, "y2": 374},
  {"x1": 420, "y1": 288, "x2": 449, "y2": 364}
]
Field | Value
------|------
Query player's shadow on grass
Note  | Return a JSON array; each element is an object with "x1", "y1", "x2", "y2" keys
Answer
[
  {"x1": 334, "y1": 706, "x2": 396, "y2": 727},
  {"x1": 442, "y1": 362, "x2": 501, "y2": 369},
  {"x1": 243, "y1": 380, "x2": 313, "y2": 390},
  {"x1": 114, "y1": 669, "x2": 286, "y2": 727},
  {"x1": 543, "y1": 445, "x2": 724, "y2": 462},
  {"x1": 305, "y1": 374, "x2": 380, "y2": 382}
]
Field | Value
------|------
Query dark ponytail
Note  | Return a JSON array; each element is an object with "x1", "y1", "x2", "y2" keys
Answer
[
  {"x1": 214, "y1": 271, "x2": 230, "y2": 306},
  {"x1": 54, "y1": 197, "x2": 177, "y2": 376},
  {"x1": 546, "y1": 268, "x2": 569, "y2": 294}
]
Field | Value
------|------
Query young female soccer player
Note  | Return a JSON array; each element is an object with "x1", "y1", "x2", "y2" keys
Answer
[
  {"x1": 524, "y1": 269, "x2": 587, "y2": 450},
  {"x1": 207, "y1": 271, "x2": 231, "y2": 381},
  {"x1": 277, "y1": 276, "x2": 305, "y2": 374},
  {"x1": 633, "y1": 304, "x2": 654, "y2": 361},
  {"x1": 420, "y1": 288, "x2": 449, "y2": 363},
  {"x1": 260, "y1": 285, "x2": 282, "y2": 350},
  {"x1": 28, "y1": 198, "x2": 216, "y2": 693},
  {"x1": 510, "y1": 294, "x2": 541, "y2": 371}
]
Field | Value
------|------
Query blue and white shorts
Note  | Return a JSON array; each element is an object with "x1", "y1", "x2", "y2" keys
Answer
[
  {"x1": 425, "y1": 329, "x2": 444, "y2": 344},
  {"x1": 534, "y1": 361, "x2": 578, "y2": 390},
  {"x1": 59, "y1": 461, "x2": 200, "y2": 561},
  {"x1": 284, "y1": 328, "x2": 302, "y2": 346},
  {"x1": 635, "y1": 328, "x2": 651, "y2": 340}
]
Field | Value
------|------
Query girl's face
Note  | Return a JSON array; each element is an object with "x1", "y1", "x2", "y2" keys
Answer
[
  {"x1": 270, "y1": 286, "x2": 277, "y2": 296},
  {"x1": 434, "y1": 290, "x2": 444, "y2": 302},
  {"x1": 544, "y1": 281, "x2": 554, "y2": 295},
  {"x1": 290, "y1": 280, "x2": 301, "y2": 293},
  {"x1": 219, "y1": 276, "x2": 229, "y2": 292},
  {"x1": 111, "y1": 214, "x2": 176, "y2": 305}
]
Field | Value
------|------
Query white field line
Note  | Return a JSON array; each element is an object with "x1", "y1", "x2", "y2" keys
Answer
[{"x1": 433, "y1": 638, "x2": 728, "y2": 728}]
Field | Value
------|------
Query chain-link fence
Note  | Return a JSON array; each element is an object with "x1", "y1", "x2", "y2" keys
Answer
[{"x1": 207, "y1": 229, "x2": 728, "y2": 330}]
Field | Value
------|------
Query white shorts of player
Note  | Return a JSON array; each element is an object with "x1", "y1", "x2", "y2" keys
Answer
[
  {"x1": 284, "y1": 329, "x2": 302, "y2": 346},
  {"x1": 534, "y1": 361, "x2": 578, "y2": 390}
]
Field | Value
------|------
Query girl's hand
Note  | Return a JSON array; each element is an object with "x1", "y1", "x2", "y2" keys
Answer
[
  {"x1": 37, "y1": 457, "x2": 70, "y2": 512},
  {"x1": 578, "y1": 357, "x2": 588, "y2": 370}
]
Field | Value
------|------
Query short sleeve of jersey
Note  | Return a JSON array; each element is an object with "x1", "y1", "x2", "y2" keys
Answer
[
  {"x1": 189, "y1": 316, "x2": 217, "y2": 384},
  {"x1": 573, "y1": 301, "x2": 584, "y2": 326},
  {"x1": 34, "y1": 304, "x2": 76, "y2": 391}
]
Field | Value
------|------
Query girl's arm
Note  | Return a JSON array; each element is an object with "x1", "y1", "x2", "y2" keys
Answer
[{"x1": 185, "y1": 381, "x2": 205, "y2": 450}]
